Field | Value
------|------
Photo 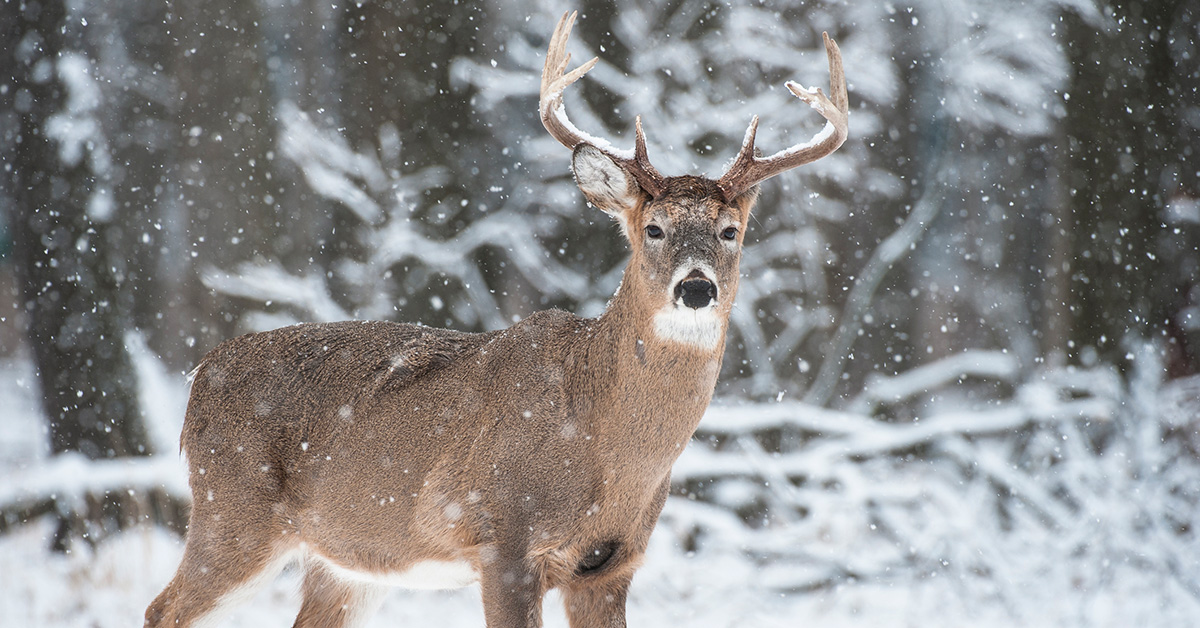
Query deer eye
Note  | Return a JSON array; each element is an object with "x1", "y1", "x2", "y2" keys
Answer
[
  {"x1": 720, "y1": 226, "x2": 738, "y2": 241},
  {"x1": 645, "y1": 224, "x2": 664, "y2": 239}
]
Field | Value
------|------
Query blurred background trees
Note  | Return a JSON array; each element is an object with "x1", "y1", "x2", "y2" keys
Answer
[
  {"x1": 2, "y1": 0, "x2": 1199, "y2": 618},
  {"x1": 5, "y1": 0, "x2": 1196, "y2": 406}
]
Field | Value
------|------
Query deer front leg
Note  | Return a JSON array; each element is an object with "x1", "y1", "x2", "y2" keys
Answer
[
  {"x1": 478, "y1": 543, "x2": 545, "y2": 628},
  {"x1": 564, "y1": 575, "x2": 630, "y2": 628},
  {"x1": 562, "y1": 475, "x2": 668, "y2": 627}
]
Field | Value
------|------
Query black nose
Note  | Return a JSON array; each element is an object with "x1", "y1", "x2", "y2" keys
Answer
[{"x1": 675, "y1": 278, "x2": 717, "y2": 309}]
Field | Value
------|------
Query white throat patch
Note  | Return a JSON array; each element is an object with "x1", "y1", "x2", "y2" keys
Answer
[
  {"x1": 653, "y1": 262, "x2": 723, "y2": 350},
  {"x1": 653, "y1": 304, "x2": 722, "y2": 350}
]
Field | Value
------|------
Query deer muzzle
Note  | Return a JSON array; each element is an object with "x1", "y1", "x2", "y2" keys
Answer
[{"x1": 674, "y1": 269, "x2": 717, "y2": 309}]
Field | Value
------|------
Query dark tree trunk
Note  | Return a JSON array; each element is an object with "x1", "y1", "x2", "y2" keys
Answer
[
  {"x1": 3, "y1": 0, "x2": 149, "y2": 459},
  {"x1": 1063, "y1": 0, "x2": 1198, "y2": 373}
]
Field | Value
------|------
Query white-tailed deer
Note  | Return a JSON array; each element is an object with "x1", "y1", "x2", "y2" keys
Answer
[{"x1": 146, "y1": 12, "x2": 847, "y2": 628}]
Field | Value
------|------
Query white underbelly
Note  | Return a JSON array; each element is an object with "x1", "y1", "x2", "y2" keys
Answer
[{"x1": 309, "y1": 551, "x2": 479, "y2": 590}]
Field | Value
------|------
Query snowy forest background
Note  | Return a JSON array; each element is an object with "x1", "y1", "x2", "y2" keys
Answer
[{"x1": 2, "y1": 0, "x2": 1200, "y2": 625}]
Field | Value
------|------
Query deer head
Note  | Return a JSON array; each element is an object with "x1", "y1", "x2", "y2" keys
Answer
[{"x1": 541, "y1": 11, "x2": 848, "y2": 352}]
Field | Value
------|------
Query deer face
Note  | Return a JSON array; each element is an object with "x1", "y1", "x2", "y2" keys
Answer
[{"x1": 572, "y1": 145, "x2": 759, "y2": 350}]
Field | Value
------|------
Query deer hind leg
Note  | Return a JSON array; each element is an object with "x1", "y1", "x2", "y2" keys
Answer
[
  {"x1": 145, "y1": 502, "x2": 295, "y2": 628},
  {"x1": 292, "y1": 561, "x2": 389, "y2": 628}
]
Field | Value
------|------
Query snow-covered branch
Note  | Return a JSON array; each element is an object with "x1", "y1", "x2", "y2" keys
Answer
[
  {"x1": 211, "y1": 102, "x2": 585, "y2": 333},
  {"x1": 0, "y1": 454, "x2": 188, "y2": 509},
  {"x1": 661, "y1": 346, "x2": 1200, "y2": 620}
]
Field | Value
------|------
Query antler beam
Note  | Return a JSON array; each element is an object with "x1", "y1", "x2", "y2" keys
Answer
[
  {"x1": 540, "y1": 11, "x2": 665, "y2": 198},
  {"x1": 715, "y1": 32, "x2": 849, "y2": 202}
]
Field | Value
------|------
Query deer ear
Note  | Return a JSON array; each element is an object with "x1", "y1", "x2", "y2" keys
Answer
[
  {"x1": 572, "y1": 144, "x2": 644, "y2": 219},
  {"x1": 727, "y1": 184, "x2": 761, "y2": 221}
]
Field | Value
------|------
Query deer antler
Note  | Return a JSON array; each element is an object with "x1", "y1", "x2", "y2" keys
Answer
[
  {"x1": 715, "y1": 32, "x2": 849, "y2": 202},
  {"x1": 540, "y1": 11, "x2": 665, "y2": 198}
]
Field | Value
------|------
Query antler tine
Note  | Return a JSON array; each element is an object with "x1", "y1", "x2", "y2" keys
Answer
[
  {"x1": 540, "y1": 11, "x2": 593, "y2": 150},
  {"x1": 633, "y1": 116, "x2": 654, "y2": 167},
  {"x1": 720, "y1": 116, "x2": 761, "y2": 190},
  {"x1": 540, "y1": 11, "x2": 665, "y2": 197},
  {"x1": 716, "y1": 31, "x2": 849, "y2": 202}
]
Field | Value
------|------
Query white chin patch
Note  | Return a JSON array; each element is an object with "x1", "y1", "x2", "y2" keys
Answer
[{"x1": 653, "y1": 304, "x2": 722, "y2": 350}]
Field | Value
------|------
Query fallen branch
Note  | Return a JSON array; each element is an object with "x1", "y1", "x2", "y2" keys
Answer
[{"x1": 0, "y1": 453, "x2": 190, "y2": 548}]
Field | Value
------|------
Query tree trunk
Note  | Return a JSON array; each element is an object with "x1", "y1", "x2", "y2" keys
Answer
[{"x1": 3, "y1": 0, "x2": 149, "y2": 460}]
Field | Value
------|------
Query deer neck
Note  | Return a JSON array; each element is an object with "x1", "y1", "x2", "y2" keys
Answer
[{"x1": 577, "y1": 268, "x2": 727, "y2": 472}]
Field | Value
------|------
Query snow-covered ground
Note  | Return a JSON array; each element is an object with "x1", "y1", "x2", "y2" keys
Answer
[
  {"x1": 3, "y1": 352, "x2": 1200, "y2": 627},
  {"x1": 4, "y1": 510, "x2": 1192, "y2": 628},
  {"x1": 0, "y1": 515, "x2": 1016, "y2": 628}
]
